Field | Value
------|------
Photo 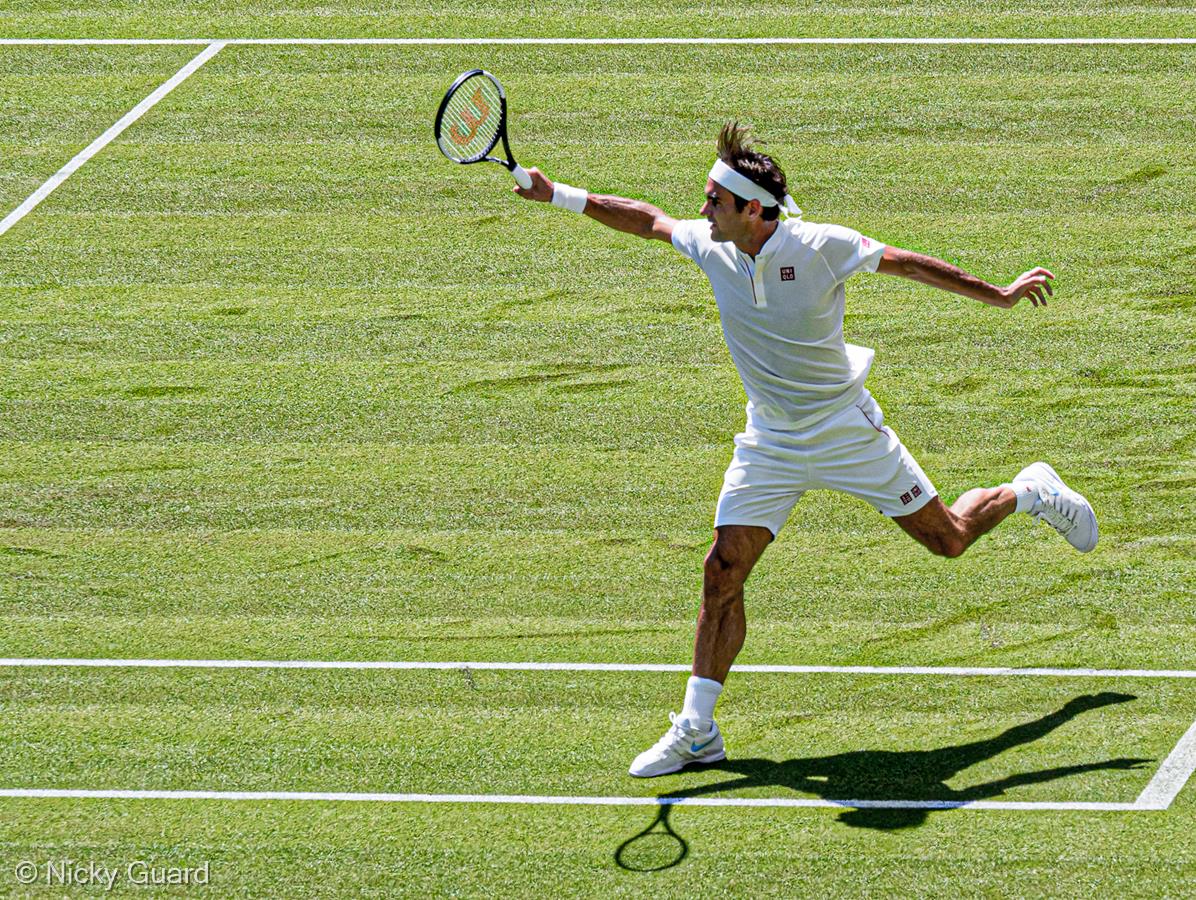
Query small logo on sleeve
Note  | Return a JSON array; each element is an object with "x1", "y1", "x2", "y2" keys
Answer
[
  {"x1": 861, "y1": 237, "x2": 874, "y2": 250},
  {"x1": 780, "y1": 266, "x2": 795, "y2": 281},
  {"x1": 900, "y1": 485, "x2": 924, "y2": 506}
]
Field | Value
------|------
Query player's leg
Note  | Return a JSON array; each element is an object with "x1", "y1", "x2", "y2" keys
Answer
[
  {"x1": 693, "y1": 524, "x2": 775, "y2": 683},
  {"x1": 893, "y1": 489, "x2": 1015, "y2": 558},
  {"x1": 827, "y1": 391, "x2": 1097, "y2": 556},
  {"x1": 629, "y1": 525, "x2": 773, "y2": 778},
  {"x1": 896, "y1": 463, "x2": 1098, "y2": 556},
  {"x1": 630, "y1": 430, "x2": 800, "y2": 778}
]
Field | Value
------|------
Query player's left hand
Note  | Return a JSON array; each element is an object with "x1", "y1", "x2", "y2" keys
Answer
[{"x1": 1000, "y1": 267, "x2": 1054, "y2": 308}]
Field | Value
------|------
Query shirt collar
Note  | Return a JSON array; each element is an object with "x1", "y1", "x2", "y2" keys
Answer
[
  {"x1": 736, "y1": 221, "x2": 785, "y2": 265},
  {"x1": 756, "y1": 221, "x2": 785, "y2": 258}
]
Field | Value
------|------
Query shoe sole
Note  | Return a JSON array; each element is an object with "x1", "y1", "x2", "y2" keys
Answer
[
  {"x1": 628, "y1": 750, "x2": 726, "y2": 778},
  {"x1": 1032, "y1": 462, "x2": 1099, "y2": 553}
]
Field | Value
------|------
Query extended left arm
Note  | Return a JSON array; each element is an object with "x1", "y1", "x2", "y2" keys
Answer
[{"x1": 877, "y1": 246, "x2": 1053, "y2": 309}]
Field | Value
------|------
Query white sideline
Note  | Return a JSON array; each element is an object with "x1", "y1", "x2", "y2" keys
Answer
[
  {"x1": 2, "y1": 657, "x2": 1196, "y2": 678},
  {"x1": 1, "y1": 38, "x2": 1196, "y2": 45},
  {"x1": 1136, "y1": 718, "x2": 1196, "y2": 810},
  {"x1": 0, "y1": 41, "x2": 224, "y2": 239},
  {"x1": 0, "y1": 788, "x2": 1146, "y2": 811}
]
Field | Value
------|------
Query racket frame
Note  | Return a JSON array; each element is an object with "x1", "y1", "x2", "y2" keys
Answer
[{"x1": 434, "y1": 68, "x2": 528, "y2": 185}]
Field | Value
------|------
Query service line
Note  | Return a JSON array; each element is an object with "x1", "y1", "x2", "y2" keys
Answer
[{"x1": 0, "y1": 41, "x2": 225, "y2": 239}]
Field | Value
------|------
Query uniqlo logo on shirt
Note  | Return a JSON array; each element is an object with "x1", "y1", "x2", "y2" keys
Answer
[
  {"x1": 861, "y1": 237, "x2": 873, "y2": 249},
  {"x1": 780, "y1": 266, "x2": 795, "y2": 281}
]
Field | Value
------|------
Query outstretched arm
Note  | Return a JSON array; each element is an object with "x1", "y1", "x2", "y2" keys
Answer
[
  {"x1": 877, "y1": 246, "x2": 1054, "y2": 309},
  {"x1": 513, "y1": 167, "x2": 677, "y2": 243}
]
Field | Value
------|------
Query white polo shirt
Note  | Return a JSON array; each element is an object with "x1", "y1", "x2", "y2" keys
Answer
[{"x1": 672, "y1": 217, "x2": 886, "y2": 431}]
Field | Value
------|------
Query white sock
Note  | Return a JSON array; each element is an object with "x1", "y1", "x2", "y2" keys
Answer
[
  {"x1": 1002, "y1": 481, "x2": 1040, "y2": 514},
  {"x1": 679, "y1": 676, "x2": 722, "y2": 731}
]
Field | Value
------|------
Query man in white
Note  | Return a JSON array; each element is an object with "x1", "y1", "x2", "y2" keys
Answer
[{"x1": 513, "y1": 122, "x2": 1097, "y2": 778}]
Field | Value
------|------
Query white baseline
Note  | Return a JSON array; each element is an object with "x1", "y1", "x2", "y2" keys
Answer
[
  {"x1": 0, "y1": 41, "x2": 225, "y2": 239},
  {"x1": 2, "y1": 657, "x2": 1196, "y2": 678},
  {"x1": 0, "y1": 788, "x2": 1146, "y2": 811}
]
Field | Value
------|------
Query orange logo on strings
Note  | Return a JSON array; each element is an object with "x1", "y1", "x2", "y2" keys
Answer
[{"x1": 449, "y1": 87, "x2": 492, "y2": 147}]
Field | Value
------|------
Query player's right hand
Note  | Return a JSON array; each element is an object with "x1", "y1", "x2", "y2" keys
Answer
[{"x1": 513, "y1": 167, "x2": 554, "y2": 202}]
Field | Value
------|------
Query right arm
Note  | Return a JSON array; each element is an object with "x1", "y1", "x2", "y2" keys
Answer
[{"x1": 514, "y1": 168, "x2": 676, "y2": 243}]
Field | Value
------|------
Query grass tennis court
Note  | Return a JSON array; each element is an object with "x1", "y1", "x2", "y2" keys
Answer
[{"x1": 1, "y1": 4, "x2": 1195, "y2": 895}]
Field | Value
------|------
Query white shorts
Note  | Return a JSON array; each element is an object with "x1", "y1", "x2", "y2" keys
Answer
[{"x1": 715, "y1": 390, "x2": 938, "y2": 537}]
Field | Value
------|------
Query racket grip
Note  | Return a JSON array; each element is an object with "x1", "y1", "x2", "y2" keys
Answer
[{"x1": 512, "y1": 165, "x2": 533, "y2": 190}]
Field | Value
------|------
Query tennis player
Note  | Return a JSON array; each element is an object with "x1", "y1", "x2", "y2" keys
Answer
[{"x1": 513, "y1": 122, "x2": 1097, "y2": 778}]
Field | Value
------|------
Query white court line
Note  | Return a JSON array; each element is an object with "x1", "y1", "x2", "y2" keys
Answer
[
  {"x1": 0, "y1": 788, "x2": 1145, "y2": 811},
  {"x1": 1136, "y1": 718, "x2": 1196, "y2": 810},
  {"x1": 2, "y1": 658, "x2": 1196, "y2": 678},
  {"x1": 3, "y1": 659, "x2": 1191, "y2": 810},
  {"x1": 0, "y1": 41, "x2": 225, "y2": 239},
  {"x1": 1, "y1": 37, "x2": 1196, "y2": 46}
]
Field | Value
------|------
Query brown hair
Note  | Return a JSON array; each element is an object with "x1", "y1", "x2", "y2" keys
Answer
[{"x1": 717, "y1": 121, "x2": 788, "y2": 221}]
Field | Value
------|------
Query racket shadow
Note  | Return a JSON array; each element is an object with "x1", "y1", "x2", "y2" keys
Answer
[{"x1": 614, "y1": 804, "x2": 689, "y2": 873}]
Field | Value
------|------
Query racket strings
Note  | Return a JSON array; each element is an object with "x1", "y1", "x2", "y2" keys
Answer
[{"x1": 437, "y1": 76, "x2": 503, "y2": 162}]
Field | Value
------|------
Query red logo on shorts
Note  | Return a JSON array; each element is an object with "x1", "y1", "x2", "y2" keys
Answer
[{"x1": 780, "y1": 267, "x2": 795, "y2": 281}]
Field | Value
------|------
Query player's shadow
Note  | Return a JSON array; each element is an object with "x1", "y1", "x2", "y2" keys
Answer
[{"x1": 616, "y1": 692, "x2": 1148, "y2": 870}]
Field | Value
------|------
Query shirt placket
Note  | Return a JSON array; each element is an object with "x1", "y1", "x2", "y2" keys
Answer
[
  {"x1": 739, "y1": 254, "x2": 768, "y2": 308},
  {"x1": 753, "y1": 263, "x2": 768, "y2": 308}
]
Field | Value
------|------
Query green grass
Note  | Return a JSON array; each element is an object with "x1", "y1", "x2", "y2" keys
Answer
[
  {"x1": 0, "y1": 25, "x2": 1194, "y2": 899},
  {"x1": 4, "y1": 0, "x2": 1196, "y2": 39}
]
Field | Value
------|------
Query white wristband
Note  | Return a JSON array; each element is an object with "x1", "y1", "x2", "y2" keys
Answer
[{"x1": 551, "y1": 182, "x2": 588, "y2": 214}]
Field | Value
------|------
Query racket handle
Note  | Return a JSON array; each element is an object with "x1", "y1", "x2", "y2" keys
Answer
[{"x1": 512, "y1": 165, "x2": 532, "y2": 189}]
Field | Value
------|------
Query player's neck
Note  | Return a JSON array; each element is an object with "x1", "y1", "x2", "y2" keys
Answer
[{"x1": 735, "y1": 219, "x2": 779, "y2": 259}]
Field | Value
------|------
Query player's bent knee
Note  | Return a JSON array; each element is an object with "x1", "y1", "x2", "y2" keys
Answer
[
  {"x1": 924, "y1": 532, "x2": 967, "y2": 559},
  {"x1": 702, "y1": 551, "x2": 749, "y2": 597},
  {"x1": 896, "y1": 501, "x2": 968, "y2": 559},
  {"x1": 703, "y1": 560, "x2": 747, "y2": 595},
  {"x1": 702, "y1": 526, "x2": 771, "y2": 600}
]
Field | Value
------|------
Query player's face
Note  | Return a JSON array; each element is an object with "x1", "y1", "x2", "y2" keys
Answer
[{"x1": 700, "y1": 179, "x2": 750, "y2": 243}]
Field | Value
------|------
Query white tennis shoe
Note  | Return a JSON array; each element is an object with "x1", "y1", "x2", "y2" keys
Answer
[
  {"x1": 1014, "y1": 462, "x2": 1099, "y2": 553},
  {"x1": 629, "y1": 713, "x2": 725, "y2": 778}
]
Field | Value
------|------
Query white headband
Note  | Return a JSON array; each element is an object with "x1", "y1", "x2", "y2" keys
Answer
[{"x1": 709, "y1": 159, "x2": 802, "y2": 219}]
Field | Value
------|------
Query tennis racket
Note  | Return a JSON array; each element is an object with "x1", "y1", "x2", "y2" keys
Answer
[{"x1": 434, "y1": 69, "x2": 532, "y2": 189}]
